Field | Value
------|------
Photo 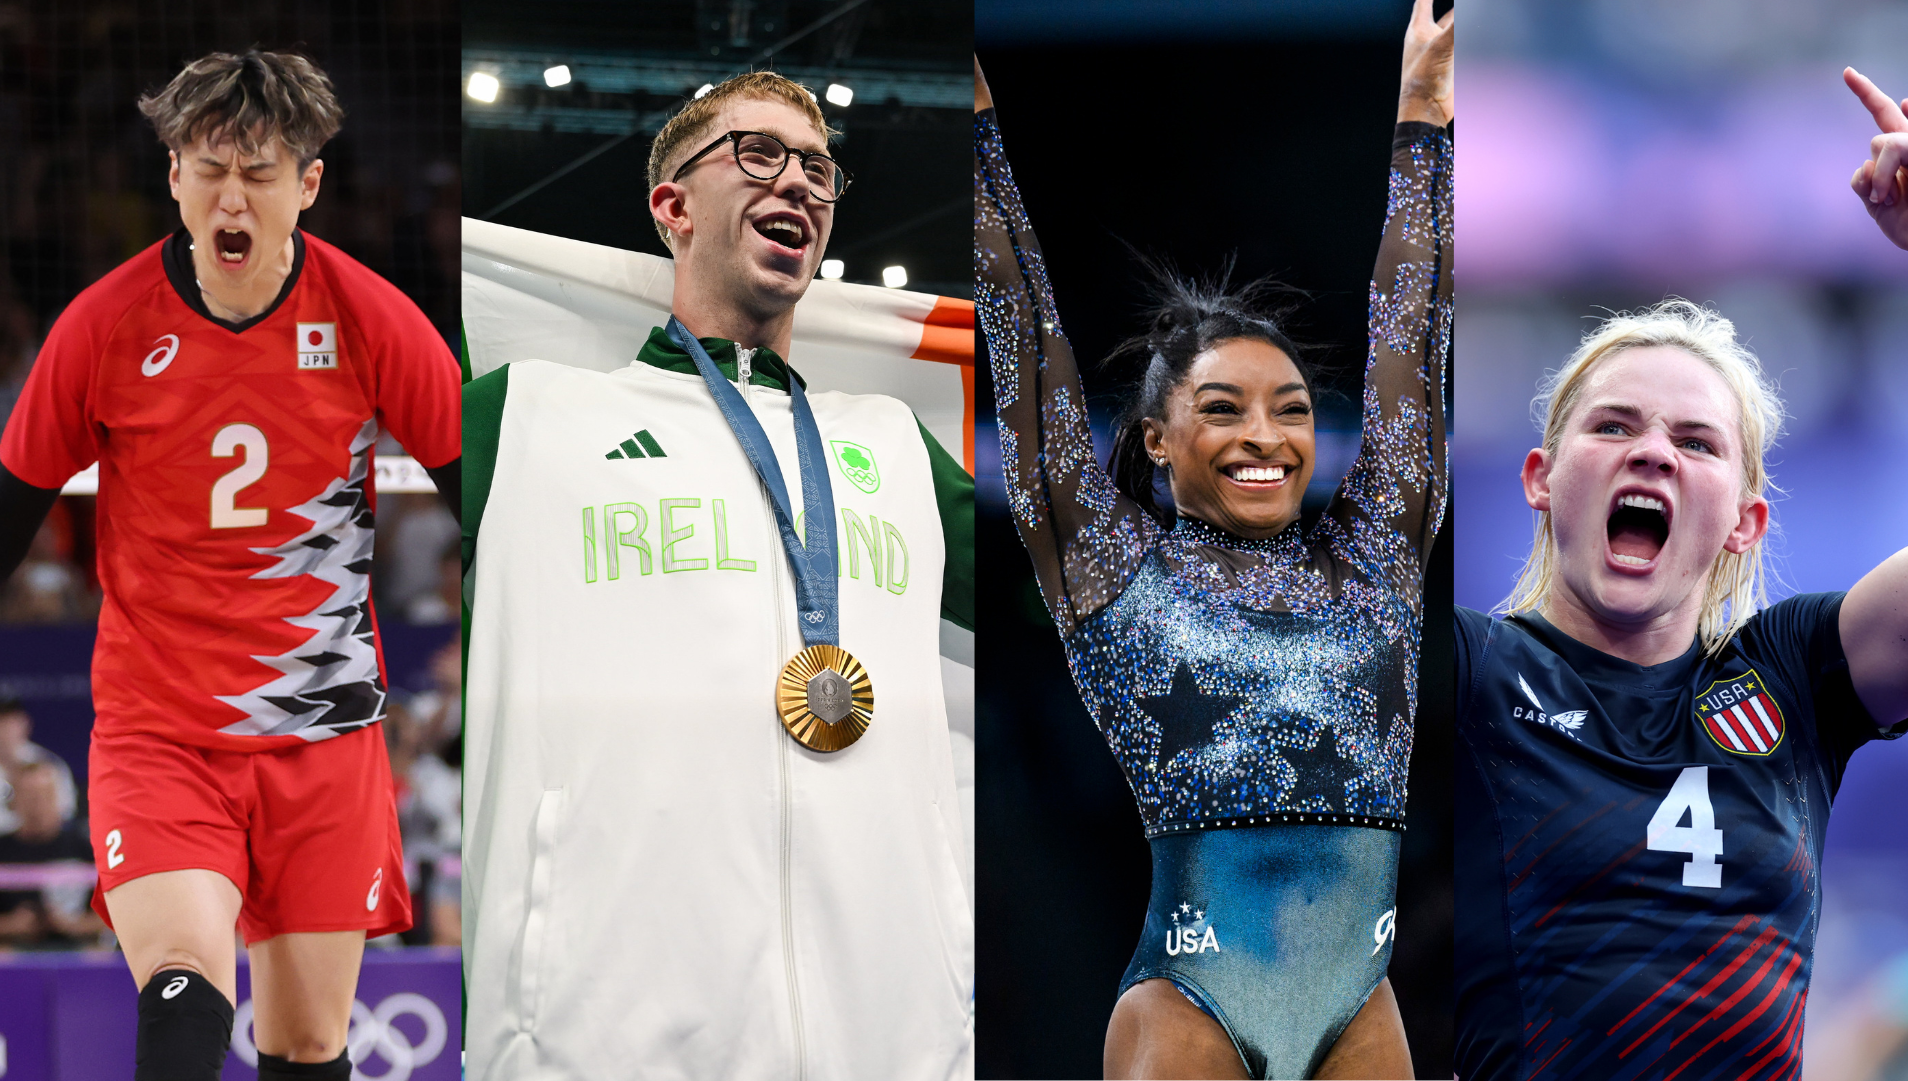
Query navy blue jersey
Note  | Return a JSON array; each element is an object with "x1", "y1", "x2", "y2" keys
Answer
[{"x1": 1454, "y1": 594, "x2": 1902, "y2": 1081}]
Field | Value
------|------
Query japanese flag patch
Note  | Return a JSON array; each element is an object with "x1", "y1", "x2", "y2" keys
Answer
[{"x1": 297, "y1": 322, "x2": 338, "y2": 370}]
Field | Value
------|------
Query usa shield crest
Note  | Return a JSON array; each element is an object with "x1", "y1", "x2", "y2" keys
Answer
[{"x1": 1694, "y1": 669, "x2": 1785, "y2": 756}]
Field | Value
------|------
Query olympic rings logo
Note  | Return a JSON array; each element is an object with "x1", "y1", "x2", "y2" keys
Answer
[{"x1": 232, "y1": 993, "x2": 449, "y2": 1080}]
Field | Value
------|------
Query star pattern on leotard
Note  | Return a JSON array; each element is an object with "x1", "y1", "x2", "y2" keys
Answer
[
  {"x1": 1280, "y1": 728, "x2": 1362, "y2": 811},
  {"x1": 1139, "y1": 662, "x2": 1244, "y2": 768}
]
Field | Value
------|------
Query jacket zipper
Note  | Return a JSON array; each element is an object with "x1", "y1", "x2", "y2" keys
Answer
[{"x1": 739, "y1": 348, "x2": 809, "y2": 1081}]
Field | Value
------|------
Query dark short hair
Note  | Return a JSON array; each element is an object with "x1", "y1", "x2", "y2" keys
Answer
[
  {"x1": 1104, "y1": 254, "x2": 1319, "y2": 525},
  {"x1": 138, "y1": 49, "x2": 344, "y2": 167},
  {"x1": 0, "y1": 696, "x2": 23, "y2": 716}
]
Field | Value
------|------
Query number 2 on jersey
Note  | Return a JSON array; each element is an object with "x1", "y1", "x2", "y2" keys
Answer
[
  {"x1": 1647, "y1": 766, "x2": 1723, "y2": 888},
  {"x1": 210, "y1": 423, "x2": 269, "y2": 528}
]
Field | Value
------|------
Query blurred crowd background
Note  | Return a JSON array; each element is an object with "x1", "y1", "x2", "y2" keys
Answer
[
  {"x1": 1455, "y1": 1, "x2": 1908, "y2": 1077},
  {"x1": 0, "y1": 0, "x2": 463, "y2": 951}
]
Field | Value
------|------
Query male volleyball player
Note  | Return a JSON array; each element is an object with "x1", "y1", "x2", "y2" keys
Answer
[{"x1": 0, "y1": 50, "x2": 459, "y2": 1080}]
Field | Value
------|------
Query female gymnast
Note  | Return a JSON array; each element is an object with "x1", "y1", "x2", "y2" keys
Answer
[{"x1": 974, "y1": 2, "x2": 1452, "y2": 1076}]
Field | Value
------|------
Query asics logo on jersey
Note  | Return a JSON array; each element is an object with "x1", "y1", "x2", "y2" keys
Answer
[
  {"x1": 366, "y1": 867, "x2": 382, "y2": 911},
  {"x1": 604, "y1": 429, "x2": 668, "y2": 460},
  {"x1": 1165, "y1": 901, "x2": 1221, "y2": 955},
  {"x1": 1513, "y1": 674, "x2": 1587, "y2": 739},
  {"x1": 1694, "y1": 670, "x2": 1786, "y2": 756},
  {"x1": 161, "y1": 975, "x2": 189, "y2": 999},
  {"x1": 141, "y1": 334, "x2": 181, "y2": 377},
  {"x1": 1372, "y1": 908, "x2": 1397, "y2": 955}
]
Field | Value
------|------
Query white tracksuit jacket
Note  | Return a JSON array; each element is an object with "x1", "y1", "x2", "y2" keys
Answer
[{"x1": 464, "y1": 345, "x2": 973, "y2": 1080}]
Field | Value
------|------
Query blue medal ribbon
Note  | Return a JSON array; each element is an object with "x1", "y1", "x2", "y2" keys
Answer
[{"x1": 669, "y1": 317, "x2": 838, "y2": 648}]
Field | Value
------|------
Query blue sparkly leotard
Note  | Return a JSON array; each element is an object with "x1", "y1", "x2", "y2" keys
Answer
[{"x1": 976, "y1": 110, "x2": 1451, "y2": 1079}]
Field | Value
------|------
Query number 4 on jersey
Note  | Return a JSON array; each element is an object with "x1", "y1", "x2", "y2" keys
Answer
[{"x1": 1647, "y1": 766, "x2": 1723, "y2": 888}]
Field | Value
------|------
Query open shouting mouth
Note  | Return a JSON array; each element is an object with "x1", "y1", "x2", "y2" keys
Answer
[
  {"x1": 1607, "y1": 489, "x2": 1672, "y2": 570},
  {"x1": 213, "y1": 228, "x2": 253, "y2": 265}
]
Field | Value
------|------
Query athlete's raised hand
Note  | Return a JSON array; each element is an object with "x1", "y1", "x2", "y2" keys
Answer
[
  {"x1": 1844, "y1": 67, "x2": 1908, "y2": 251},
  {"x1": 975, "y1": 55, "x2": 992, "y2": 114},
  {"x1": 1399, "y1": 0, "x2": 1454, "y2": 126}
]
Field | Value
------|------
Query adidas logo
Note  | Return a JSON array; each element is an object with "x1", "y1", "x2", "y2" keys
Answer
[{"x1": 605, "y1": 430, "x2": 667, "y2": 460}]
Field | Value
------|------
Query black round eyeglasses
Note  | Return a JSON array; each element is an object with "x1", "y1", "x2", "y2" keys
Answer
[{"x1": 671, "y1": 130, "x2": 852, "y2": 203}]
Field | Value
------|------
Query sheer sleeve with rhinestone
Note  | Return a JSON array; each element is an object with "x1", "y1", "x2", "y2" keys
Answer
[
  {"x1": 1325, "y1": 122, "x2": 1453, "y2": 598},
  {"x1": 975, "y1": 109, "x2": 1159, "y2": 637}
]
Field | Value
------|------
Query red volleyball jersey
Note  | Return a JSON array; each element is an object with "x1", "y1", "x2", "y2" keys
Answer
[{"x1": 0, "y1": 230, "x2": 459, "y2": 751}]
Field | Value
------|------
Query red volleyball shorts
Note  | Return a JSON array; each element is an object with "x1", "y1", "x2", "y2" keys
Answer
[{"x1": 87, "y1": 724, "x2": 412, "y2": 945}]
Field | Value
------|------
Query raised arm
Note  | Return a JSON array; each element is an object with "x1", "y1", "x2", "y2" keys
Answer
[
  {"x1": 1843, "y1": 68, "x2": 1908, "y2": 251},
  {"x1": 1327, "y1": 0, "x2": 1454, "y2": 585},
  {"x1": 1842, "y1": 546, "x2": 1908, "y2": 727},
  {"x1": 974, "y1": 61, "x2": 1159, "y2": 637}
]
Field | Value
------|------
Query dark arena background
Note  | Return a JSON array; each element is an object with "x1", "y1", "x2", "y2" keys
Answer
[
  {"x1": 0, "y1": 3, "x2": 462, "y2": 1077},
  {"x1": 975, "y1": 1, "x2": 1454, "y2": 1077},
  {"x1": 462, "y1": 0, "x2": 971, "y2": 299}
]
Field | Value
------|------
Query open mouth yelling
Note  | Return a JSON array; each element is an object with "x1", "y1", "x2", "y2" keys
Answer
[
  {"x1": 213, "y1": 228, "x2": 253, "y2": 266},
  {"x1": 1222, "y1": 461, "x2": 1293, "y2": 490},
  {"x1": 1606, "y1": 490, "x2": 1671, "y2": 569},
  {"x1": 752, "y1": 214, "x2": 810, "y2": 258}
]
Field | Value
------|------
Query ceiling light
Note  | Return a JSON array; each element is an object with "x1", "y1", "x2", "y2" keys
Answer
[
  {"x1": 881, "y1": 265, "x2": 907, "y2": 289},
  {"x1": 820, "y1": 259, "x2": 845, "y2": 280},
  {"x1": 467, "y1": 72, "x2": 500, "y2": 104},
  {"x1": 825, "y1": 83, "x2": 854, "y2": 107},
  {"x1": 544, "y1": 65, "x2": 572, "y2": 88},
  {"x1": 694, "y1": 83, "x2": 715, "y2": 99}
]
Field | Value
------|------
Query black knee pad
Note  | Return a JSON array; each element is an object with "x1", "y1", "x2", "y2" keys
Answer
[
  {"x1": 134, "y1": 969, "x2": 234, "y2": 1081},
  {"x1": 257, "y1": 1050, "x2": 352, "y2": 1079}
]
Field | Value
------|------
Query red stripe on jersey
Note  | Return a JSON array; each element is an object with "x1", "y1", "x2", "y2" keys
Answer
[
  {"x1": 1528, "y1": 1037, "x2": 1572, "y2": 1078},
  {"x1": 1784, "y1": 830, "x2": 1812, "y2": 875},
  {"x1": 1741, "y1": 988, "x2": 1806, "y2": 1081},
  {"x1": 1659, "y1": 936, "x2": 1792, "y2": 1078},
  {"x1": 1659, "y1": 949, "x2": 1804, "y2": 1081},
  {"x1": 1608, "y1": 913, "x2": 1757, "y2": 1036},
  {"x1": 1742, "y1": 987, "x2": 1804, "y2": 1061},
  {"x1": 1620, "y1": 923, "x2": 1776, "y2": 1056}
]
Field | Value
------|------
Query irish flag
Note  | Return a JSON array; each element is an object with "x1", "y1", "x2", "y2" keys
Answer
[{"x1": 460, "y1": 217, "x2": 976, "y2": 472}]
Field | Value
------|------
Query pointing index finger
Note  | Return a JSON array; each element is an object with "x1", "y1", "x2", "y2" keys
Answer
[{"x1": 1845, "y1": 67, "x2": 1908, "y2": 134}]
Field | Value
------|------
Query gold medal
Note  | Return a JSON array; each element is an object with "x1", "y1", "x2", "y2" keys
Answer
[{"x1": 776, "y1": 644, "x2": 874, "y2": 752}]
